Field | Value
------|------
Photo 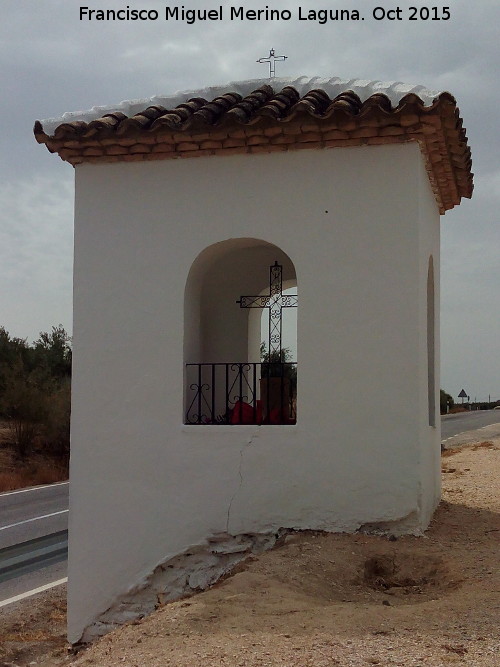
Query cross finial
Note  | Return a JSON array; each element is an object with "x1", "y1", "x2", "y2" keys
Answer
[{"x1": 257, "y1": 48, "x2": 288, "y2": 78}]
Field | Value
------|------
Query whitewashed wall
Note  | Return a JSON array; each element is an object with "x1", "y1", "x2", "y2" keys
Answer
[
  {"x1": 68, "y1": 142, "x2": 441, "y2": 642},
  {"x1": 417, "y1": 157, "x2": 442, "y2": 523}
]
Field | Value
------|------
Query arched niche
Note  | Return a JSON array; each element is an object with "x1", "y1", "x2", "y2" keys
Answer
[
  {"x1": 184, "y1": 239, "x2": 297, "y2": 424},
  {"x1": 427, "y1": 255, "x2": 436, "y2": 427}
]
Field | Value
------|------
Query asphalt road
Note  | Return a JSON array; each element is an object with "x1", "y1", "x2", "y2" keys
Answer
[
  {"x1": 0, "y1": 481, "x2": 69, "y2": 550},
  {"x1": 441, "y1": 409, "x2": 500, "y2": 440},
  {"x1": 0, "y1": 482, "x2": 69, "y2": 606},
  {"x1": 0, "y1": 556, "x2": 67, "y2": 607}
]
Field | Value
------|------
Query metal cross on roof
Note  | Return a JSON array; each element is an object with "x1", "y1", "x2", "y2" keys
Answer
[
  {"x1": 257, "y1": 48, "x2": 288, "y2": 78},
  {"x1": 237, "y1": 261, "x2": 297, "y2": 359}
]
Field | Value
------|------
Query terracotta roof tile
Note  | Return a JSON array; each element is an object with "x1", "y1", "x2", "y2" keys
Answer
[{"x1": 34, "y1": 79, "x2": 473, "y2": 213}]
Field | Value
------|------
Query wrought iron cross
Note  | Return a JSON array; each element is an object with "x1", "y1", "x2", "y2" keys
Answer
[
  {"x1": 256, "y1": 48, "x2": 288, "y2": 78},
  {"x1": 237, "y1": 261, "x2": 297, "y2": 359}
]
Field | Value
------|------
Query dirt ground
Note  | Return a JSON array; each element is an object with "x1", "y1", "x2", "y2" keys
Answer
[{"x1": 1, "y1": 440, "x2": 498, "y2": 667}]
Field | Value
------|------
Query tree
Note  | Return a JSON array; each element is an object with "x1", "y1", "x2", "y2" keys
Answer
[
  {"x1": 0, "y1": 327, "x2": 30, "y2": 401},
  {"x1": 1, "y1": 359, "x2": 49, "y2": 458},
  {"x1": 0, "y1": 325, "x2": 72, "y2": 459},
  {"x1": 32, "y1": 325, "x2": 72, "y2": 380},
  {"x1": 40, "y1": 377, "x2": 71, "y2": 461},
  {"x1": 440, "y1": 389, "x2": 454, "y2": 415}
]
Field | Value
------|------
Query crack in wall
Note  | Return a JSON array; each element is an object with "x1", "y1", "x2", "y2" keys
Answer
[{"x1": 226, "y1": 436, "x2": 255, "y2": 533}]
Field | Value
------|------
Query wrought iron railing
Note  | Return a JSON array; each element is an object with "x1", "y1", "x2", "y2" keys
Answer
[{"x1": 185, "y1": 362, "x2": 297, "y2": 425}]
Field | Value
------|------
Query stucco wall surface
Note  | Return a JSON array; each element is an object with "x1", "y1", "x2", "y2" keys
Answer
[
  {"x1": 68, "y1": 142, "x2": 440, "y2": 642},
  {"x1": 416, "y1": 157, "x2": 442, "y2": 523}
]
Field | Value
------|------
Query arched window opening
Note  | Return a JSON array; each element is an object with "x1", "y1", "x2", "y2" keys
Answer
[
  {"x1": 427, "y1": 256, "x2": 436, "y2": 427},
  {"x1": 184, "y1": 241, "x2": 297, "y2": 425}
]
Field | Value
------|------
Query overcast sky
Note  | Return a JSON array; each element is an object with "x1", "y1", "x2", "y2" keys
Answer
[{"x1": 1, "y1": 0, "x2": 499, "y2": 402}]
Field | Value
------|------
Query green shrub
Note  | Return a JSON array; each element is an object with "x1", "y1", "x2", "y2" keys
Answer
[
  {"x1": 1, "y1": 363, "x2": 49, "y2": 459},
  {"x1": 0, "y1": 325, "x2": 72, "y2": 461},
  {"x1": 40, "y1": 378, "x2": 71, "y2": 461},
  {"x1": 440, "y1": 389, "x2": 454, "y2": 415}
]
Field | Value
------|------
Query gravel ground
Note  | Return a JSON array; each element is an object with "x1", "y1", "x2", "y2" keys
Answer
[{"x1": 1, "y1": 439, "x2": 499, "y2": 667}]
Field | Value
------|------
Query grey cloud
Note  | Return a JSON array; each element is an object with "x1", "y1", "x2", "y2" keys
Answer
[{"x1": 1, "y1": 0, "x2": 498, "y2": 399}]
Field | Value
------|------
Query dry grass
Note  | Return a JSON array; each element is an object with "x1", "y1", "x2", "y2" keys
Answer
[
  {"x1": 442, "y1": 441, "x2": 497, "y2": 458},
  {"x1": 0, "y1": 461, "x2": 67, "y2": 493},
  {"x1": 471, "y1": 440, "x2": 497, "y2": 450},
  {"x1": 0, "y1": 421, "x2": 68, "y2": 492}
]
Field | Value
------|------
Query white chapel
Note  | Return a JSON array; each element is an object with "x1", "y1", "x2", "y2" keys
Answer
[{"x1": 35, "y1": 75, "x2": 473, "y2": 642}]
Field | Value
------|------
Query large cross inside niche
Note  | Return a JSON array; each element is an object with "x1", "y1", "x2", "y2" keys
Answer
[{"x1": 237, "y1": 261, "x2": 297, "y2": 359}]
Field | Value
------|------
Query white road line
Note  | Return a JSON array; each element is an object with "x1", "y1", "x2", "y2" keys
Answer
[
  {"x1": 0, "y1": 509, "x2": 69, "y2": 531},
  {"x1": 442, "y1": 431, "x2": 467, "y2": 442},
  {"x1": 0, "y1": 481, "x2": 69, "y2": 498},
  {"x1": 0, "y1": 577, "x2": 68, "y2": 608}
]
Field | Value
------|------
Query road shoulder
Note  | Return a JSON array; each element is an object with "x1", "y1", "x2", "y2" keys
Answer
[{"x1": 442, "y1": 422, "x2": 500, "y2": 449}]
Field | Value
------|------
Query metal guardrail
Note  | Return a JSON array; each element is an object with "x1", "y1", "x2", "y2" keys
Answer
[{"x1": 0, "y1": 530, "x2": 68, "y2": 584}]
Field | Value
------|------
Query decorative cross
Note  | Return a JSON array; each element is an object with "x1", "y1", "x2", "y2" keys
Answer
[
  {"x1": 256, "y1": 48, "x2": 288, "y2": 78},
  {"x1": 237, "y1": 261, "x2": 297, "y2": 359}
]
